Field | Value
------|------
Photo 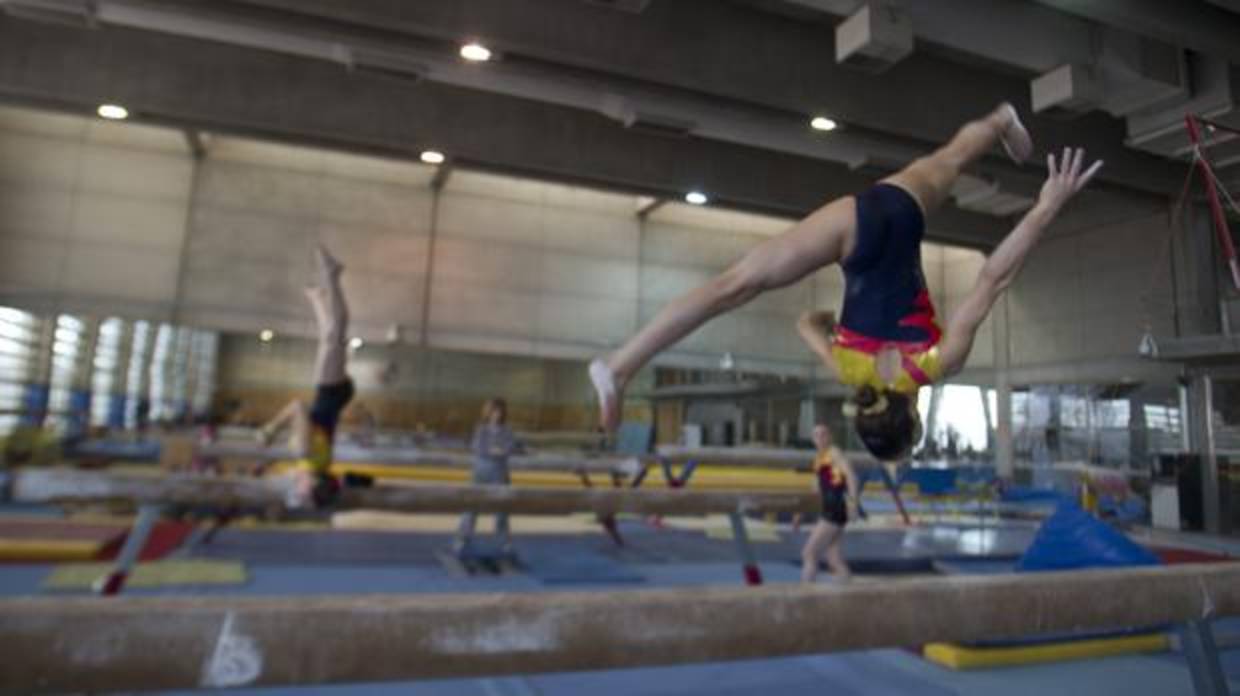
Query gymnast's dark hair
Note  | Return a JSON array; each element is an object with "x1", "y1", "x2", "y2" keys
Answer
[{"x1": 848, "y1": 386, "x2": 919, "y2": 461}]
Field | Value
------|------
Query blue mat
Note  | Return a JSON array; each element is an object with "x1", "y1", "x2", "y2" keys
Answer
[
  {"x1": 65, "y1": 439, "x2": 160, "y2": 461},
  {"x1": 932, "y1": 558, "x2": 1016, "y2": 575},
  {"x1": 520, "y1": 547, "x2": 645, "y2": 585}
]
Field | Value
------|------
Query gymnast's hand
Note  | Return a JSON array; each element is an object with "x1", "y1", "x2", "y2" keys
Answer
[
  {"x1": 1038, "y1": 147, "x2": 1103, "y2": 213},
  {"x1": 797, "y1": 310, "x2": 835, "y2": 332}
]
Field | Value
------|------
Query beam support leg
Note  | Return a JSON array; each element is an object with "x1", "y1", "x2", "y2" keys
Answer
[
  {"x1": 94, "y1": 504, "x2": 161, "y2": 596},
  {"x1": 577, "y1": 469, "x2": 625, "y2": 547},
  {"x1": 728, "y1": 512, "x2": 762, "y2": 586},
  {"x1": 1180, "y1": 619, "x2": 1228, "y2": 696}
]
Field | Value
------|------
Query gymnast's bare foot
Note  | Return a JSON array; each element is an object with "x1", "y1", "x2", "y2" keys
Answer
[
  {"x1": 315, "y1": 244, "x2": 343, "y2": 278},
  {"x1": 998, "y1": 103, "x2": 1033, "y2": 164},
  {"x1": 589, "y1": 358, "x2": 623, "y2": 432}
]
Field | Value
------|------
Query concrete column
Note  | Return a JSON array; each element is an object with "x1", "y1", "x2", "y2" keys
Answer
[
  {"x1": 1187, "y1": 373, "x2": 1221, "y2": 533},
  {"x1": 169, "y1": 327, "x2": 193, "y2": 423},
  {"x1": 1176, "y1": 205, "x2": 1222, "y2": 336},
  {"x1": 107, "y1": 322, "x2": 135, "y2": 431},
  {"x1": 923, "y1": 385, "x2": 943, "y2": 453},
  {"x1": 980, "y1": 385, "x2": 994, "y2": 452},
  {"x1": 992, "y1": 295, "x2": 1014, "y2": 479},
  {"x1": 170, "y1": 139, "x2": 204, "y2": 324},
  {"x1": 419, "y1": 178, "x2": 444, "y2": 347},
  {"x1": 64, "y1": 318, "x2": 100, "y2": 441},
  {"x1": 1129, "y1": 395, "x2": 1149, "y2": 472},
  {"x1": 182, "y1": 330, "x2": 201, "y2": 423},
  {"x1": 129, "y1": 324, "x2": 155, "y2": 433},
  {"x1": 185, "y1": 331, "x2": 217, "y2": 421},
  {"x1": 20, "y1": 316, "x2": 56, "y2": 428}
]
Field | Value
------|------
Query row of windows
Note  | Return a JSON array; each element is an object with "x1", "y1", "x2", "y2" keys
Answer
[
  {"x1": 915, "y1": 384, "x2": 1185, "y2": 466},
  {"x1": 0, "y1": 307, "x2": 218, "y2": 435}
]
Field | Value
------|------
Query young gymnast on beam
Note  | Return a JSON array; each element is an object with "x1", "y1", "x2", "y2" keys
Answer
[
  {"x1": 257, "y1": 245, "x2": 362, "y2": 507},
  {"x1": 590, "y1": 103, "x2": 1102, "y2": 462}
]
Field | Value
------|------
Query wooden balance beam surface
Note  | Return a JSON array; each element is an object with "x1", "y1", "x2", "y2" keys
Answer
[
  {"x1": 656, "y1": 446, "x2": 880, "y2": 469},
  {"x1": 1, "y1": 563, "x2": 1237, "y2": 693},
  {"x1": 197, "y1": 442, "x2": 632, "y2": 473},
  {"x1": 7, "y1": 469, "x2": 819, "y2": 516}
]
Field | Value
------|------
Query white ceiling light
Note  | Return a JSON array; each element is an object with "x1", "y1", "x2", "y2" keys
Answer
[
  {"x1": 685, "y1": 191, "x2": 708, "y2": 205},
  {"x1": 97, "y1": 104, "x2": 129, "y2": 120},
  {"x1": 810, "y1": 116, "x2": 838, "y2": 132},
  {"x1": 420, "y1": 150, "x2": 446, "y2": 165},
  {"x1": 459, "y1": 42, "x2": 493, "y2": 62},
  {"x1": 259, "y1": 329, "x2": 275, "y2": 343},
  {"x1": 349, "y1": 337, "x2": 364, "y2": 350}
]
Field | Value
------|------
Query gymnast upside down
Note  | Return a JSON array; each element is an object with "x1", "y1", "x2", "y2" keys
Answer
[
  {"x1": 590, "y1": 103, "x2": 1102, "y2": 461},
  {"x1": 258, "y1": 245, "x2": 360, "y2": 506}
]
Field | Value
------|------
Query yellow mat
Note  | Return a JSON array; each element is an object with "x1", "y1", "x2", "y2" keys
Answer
[
  {"x1": 0, "y1": 539, "x2": 103, "y2": 562},
  {"x1": 923, "y1": 633, "x2": 1169, "y2": 670},
  {"x1": 261, "y1": 460, "x2": 824, "y2": 492},
  {"x1": 42, "y1": 560, "x2": 247, "y2": 590},
  {"x1": 332, "y1": 510, "x2": 606, "y2": 534}
]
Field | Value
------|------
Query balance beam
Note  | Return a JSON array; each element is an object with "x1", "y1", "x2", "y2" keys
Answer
[
  {"x1": 198, "y1": 442, "x2": 631, "y2": 473},
  {"x1": 657, "y1": 445, "x2": 879, "y2": 469},
  {"x1": 1, "y1": 563, "x2": 1235, "y2": 693},
  {"x1": 6, "y1": 468, "x2": 818, "y2": 516}
]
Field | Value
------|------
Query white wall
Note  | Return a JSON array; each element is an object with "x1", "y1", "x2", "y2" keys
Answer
[
  {"x1": 181, "y1": 137, "x2": 435, "y2": 341},
  {"x1": 430, "y1": 170, "x2": 640, "y2": 360},
  {"x1": 0, "y1": 107, "x2": 193, "y2": 319},
  {"x1": 1006, "y1": 200, "x2": 1177, "y2": 371},
  {"x1": 0, "y1": 104, "x2": 1003, "y2": 379}
]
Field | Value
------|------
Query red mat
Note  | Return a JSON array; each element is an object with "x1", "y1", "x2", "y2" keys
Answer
[
  {"x1": 1149, "y1": 546, "x2": 1233, "y2": 564},
  {"x1": 96, "y1": 520, "x2": 197, "y2": 561}
]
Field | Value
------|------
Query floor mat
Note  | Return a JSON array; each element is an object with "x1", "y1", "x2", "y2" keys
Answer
[
  {"x1": 520, "y1": 546, "x2": 645, "y2": 585},
  {"x1": 0, "y1": 517, "x2": 127, "y2": 562},
  {"x1": 42, "y1": 559, "x2": 247, "y2": 590},
  {"x1": 1149, "y1": 545, "x2": 1233, "y2": 564},
  {"x1": 97, "y1": 520, "x2": 197, "y2": 562}
]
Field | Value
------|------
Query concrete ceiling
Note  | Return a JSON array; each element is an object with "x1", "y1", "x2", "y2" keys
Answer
[{"x1": 0, "y1": 0, "x2": 1227, "y2": 247}]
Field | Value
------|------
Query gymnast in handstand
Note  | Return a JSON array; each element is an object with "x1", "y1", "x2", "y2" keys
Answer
[
  {"x1": 590, "y1": 103, "x2": 1101, "y2": 461},
  {"x1": 258, "y1": 245, "x2": 358, "y2": 506}
]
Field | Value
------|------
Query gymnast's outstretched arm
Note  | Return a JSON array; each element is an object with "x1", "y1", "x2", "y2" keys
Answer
[{"x1": 938, "y1": 148, "x2": 1103, "y2": 376}]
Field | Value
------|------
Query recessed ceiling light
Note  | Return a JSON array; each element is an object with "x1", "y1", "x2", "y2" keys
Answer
[
  {"x1": 460, "y1": 42, "x2": 492, "y2": 62},
  {"x1": 811, "y1": 116, "x2": 838, "y2": 132},
  {"x1": 685, "y1": 191, "x2": 708, "y2": 206},
  {"x1": 259, "y1": 329, "x2": 274, "y2": 342},
  {"x1": 349, "y1": 337, "x2": 364, "y2": 350},
  {"x1": 420, "y1": 150, "x2": 446, "y2": 165},
  {"x1": 97, "y1": 104, "x2": 129, "y2": 120}
]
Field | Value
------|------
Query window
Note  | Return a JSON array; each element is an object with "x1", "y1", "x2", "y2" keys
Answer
[
  {"x1": 189, "y1": 331, "x2": 218, "y2": 419},
  {"x1": 0, "y1": 307, "x2": 38, "y2": 436},
  {"x1": 48, "y1": 314, "x2": 86, "y2": 433},
  {"x1": 937, "y1": 384, "x2": 989, "y2": 452},
  {"x1": 90, "y1": 318, "x2": 124, "y2": 426}
]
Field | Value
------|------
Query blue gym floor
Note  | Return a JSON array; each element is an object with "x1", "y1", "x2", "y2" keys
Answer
[{"x1": 2, "y1": 514, "x2": 1237, "y2": 695}]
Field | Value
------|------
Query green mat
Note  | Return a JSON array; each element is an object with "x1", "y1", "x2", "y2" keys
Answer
[{"x1": 42, "y1": 560, "x2": 247, "y2": 590}]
